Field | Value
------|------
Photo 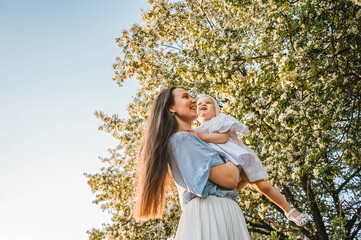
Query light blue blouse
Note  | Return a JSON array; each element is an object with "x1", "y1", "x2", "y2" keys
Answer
[{"x1": 169, "y1": 131, "x2": 239, "y2": 208}]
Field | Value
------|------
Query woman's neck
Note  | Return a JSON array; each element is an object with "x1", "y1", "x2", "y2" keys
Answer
[{"x1": 176, "y1": 117, "x2": 192, "y2": 132}]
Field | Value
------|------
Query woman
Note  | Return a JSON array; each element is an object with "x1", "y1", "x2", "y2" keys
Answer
[{"x1": 134, "y1": 87, "x2": 250, "y2": 239}]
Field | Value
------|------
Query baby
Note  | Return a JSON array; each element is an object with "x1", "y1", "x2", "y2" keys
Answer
[{"x1": 188, "y1": 95, "x2": 309, "y2": 226}]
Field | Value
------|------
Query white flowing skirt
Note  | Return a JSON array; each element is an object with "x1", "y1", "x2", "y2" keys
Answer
[{"x1": 175, "y1": 195, "x2": 250, "y2": 240}]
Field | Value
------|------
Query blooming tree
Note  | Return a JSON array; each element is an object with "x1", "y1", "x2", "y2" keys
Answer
[{"x1": 85, "y1": 0, "x2": 361, "y2": 239}]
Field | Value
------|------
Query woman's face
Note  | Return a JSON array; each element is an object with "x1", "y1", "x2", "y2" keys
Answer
[
  {"x1": 196, "y1": 96, "x2": 217, "y2": 123},
  {"x1": 169, "y1": 88, "x2": 197, "y2": 122}
]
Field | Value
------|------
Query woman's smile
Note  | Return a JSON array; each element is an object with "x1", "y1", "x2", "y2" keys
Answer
[{"x1": 170, "y1": 88, "x2": 198, "y2": 121}]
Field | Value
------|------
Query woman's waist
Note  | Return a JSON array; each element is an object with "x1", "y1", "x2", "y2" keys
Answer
[{"x1": 185, "y1": 191, "x2": 238, "y2": 205}]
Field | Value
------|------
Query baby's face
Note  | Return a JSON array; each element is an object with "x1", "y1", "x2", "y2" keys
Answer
[{"x1": 197, "y1": 96, "x2": 217, "y2": 123}]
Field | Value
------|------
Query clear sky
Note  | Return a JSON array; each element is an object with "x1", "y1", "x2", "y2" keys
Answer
[{"x1": 0, "y1": 1, "x2": 148, "y2": 239}]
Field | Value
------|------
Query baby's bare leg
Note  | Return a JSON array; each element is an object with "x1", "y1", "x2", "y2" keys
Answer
[
  {"x1": 251, "y1": 180, "x2": 300, "y2": 218},
  {"x1": 237, "y1": 169, "x2": 249, "y2": 190},
  {"x1": 237, "y1": 180, "x2": 248, "y2": 190}
]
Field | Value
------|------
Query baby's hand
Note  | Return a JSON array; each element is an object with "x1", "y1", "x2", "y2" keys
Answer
[{"x1": 187, "y1": 129, "x2": 204, "y2": 140}]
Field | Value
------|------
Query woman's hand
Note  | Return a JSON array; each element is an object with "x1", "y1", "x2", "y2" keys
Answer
[{"x1": 187, "y1": 129, "x2": 204, "y2": 139}]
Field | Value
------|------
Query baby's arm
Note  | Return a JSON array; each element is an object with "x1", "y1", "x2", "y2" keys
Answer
[{"x1": 187, "y1": 129, "x2": 230, "y2": 144}]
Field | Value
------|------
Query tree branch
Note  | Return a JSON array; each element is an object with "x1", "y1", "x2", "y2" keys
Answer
[
  {"x1": 320, "y1": 153, "x2": 346, "y2": 220},
  {"x1": 247, "y1": 220, "x2": 287, "y2": 239},
  {"x1": 336, "y1": 167, "x2": 361, "y2": 194},
  {"x1": 161, "y1": 44, "x2": 181, "y2": 51},
  {"x1": 333, "y1": 47, "x2": 351, "y2": 57},
  {"x1": 228, "y1": 54, "x2": 273, "y2": 76},
  {"x1": 250, "y1": 54, "x2": 273, "y2": 60},
  {"x1": 195, "y1": 0, "x2": 215, "y2": 29},
  {"x1": 301, "y1": 174, "x2": 329, "y2": 240},
  {"x1": 349, "y1": 221, "x2": 361, "y2": 240},
  {"x1": 282, "y1": 13, "x2": 295, "y2": 52},
  {"x1": 346, "y1": 205, "x2": 361, "y2": 238},
  {"x1": 282, "y1": 185, "x2": 300, "y2": 209}
]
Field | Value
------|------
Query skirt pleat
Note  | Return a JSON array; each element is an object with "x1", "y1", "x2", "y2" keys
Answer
[{"x1": 175, "y1": 195, "x2": 250, "y2": 240}]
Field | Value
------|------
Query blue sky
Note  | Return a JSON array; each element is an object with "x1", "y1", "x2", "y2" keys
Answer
[{"x1": 0, "y1": 1, "x2": 148, "y2": 239}]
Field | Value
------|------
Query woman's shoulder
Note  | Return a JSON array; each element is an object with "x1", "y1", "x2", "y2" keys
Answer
[
  {"x1": 170, "y1": 131, "x2": 199, "y2": 145},
  {"x1": 170, "y1": 132, "x2": 214, "y2": 158},
  {"x1": 171, "y1": 131, "x2": 193, "y2": 139}
]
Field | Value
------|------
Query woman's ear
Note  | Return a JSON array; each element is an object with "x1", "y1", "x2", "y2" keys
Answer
[{"x1": 169, "y1": 106, "x2": 175, "y2": 113}]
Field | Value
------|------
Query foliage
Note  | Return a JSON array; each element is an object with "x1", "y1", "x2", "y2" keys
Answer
[{"x1": 85, "y1": 0, "x2": 361, "y2": 239}]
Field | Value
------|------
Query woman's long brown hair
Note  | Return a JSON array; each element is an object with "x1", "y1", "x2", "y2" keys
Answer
[{"x1": 134, "y1": 87, "x2": 178, "y2": 220}]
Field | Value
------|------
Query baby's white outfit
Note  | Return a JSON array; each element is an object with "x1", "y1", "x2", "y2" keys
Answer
[{"x1": 194, "y1": 114, "x2": 269, "y2": 182}]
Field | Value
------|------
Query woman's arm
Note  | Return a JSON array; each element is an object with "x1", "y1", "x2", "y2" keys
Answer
[
  {"x1": 209, "y1": 161, "x2": 240, "y2": 189},
  {"x1": 171, "y1": 132, "x2": 239, "y2": 192},
  {"x1": 188, "y1": 129, "x2": 230, "y2": 144}
]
